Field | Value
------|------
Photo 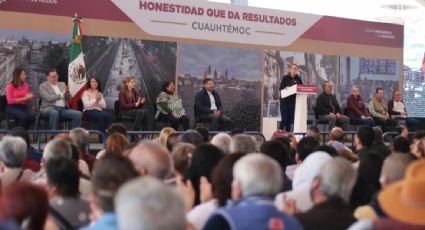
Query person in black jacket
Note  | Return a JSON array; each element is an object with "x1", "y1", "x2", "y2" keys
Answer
[
  {"x1": 315, "y1": 81, "x2": 349, "y2": 131},
  {"x1": 194, "y1": 78, "x2": 234, "y2": 131},
  {"x1": 279, "y1": 64, "x2": 303, "y2": 131}
]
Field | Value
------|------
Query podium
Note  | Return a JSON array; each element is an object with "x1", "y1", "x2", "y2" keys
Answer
[{"x1": 281, "y1": 84, "x2": 317, "y2": 133}]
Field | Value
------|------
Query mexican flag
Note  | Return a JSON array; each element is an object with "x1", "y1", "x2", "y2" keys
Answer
[{"x1": 68, "y1": 13, "x2": 86, "y2": 110}]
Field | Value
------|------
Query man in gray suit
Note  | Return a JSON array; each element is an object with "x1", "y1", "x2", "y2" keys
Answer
[{"x1": 39, "y1": 68, "x2": 82, "y2": 130}]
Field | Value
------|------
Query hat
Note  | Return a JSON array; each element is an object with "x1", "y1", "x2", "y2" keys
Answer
[{"x1": 378, "y1": 159, "x2": 425, "y2": 226}]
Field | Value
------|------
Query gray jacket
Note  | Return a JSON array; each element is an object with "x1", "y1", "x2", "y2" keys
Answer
[{"x1": 39, "y1": 81, "x2": 71, "y2": 113}]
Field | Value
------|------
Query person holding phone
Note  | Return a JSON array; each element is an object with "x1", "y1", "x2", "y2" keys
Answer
[
  {"x1": 118, "y1": 76, "x2": 149, "y2": 131},
  {"x1": 5, "y1": 67, "x2": 36, "y2": 129},
  {"x1": 279, "y1": 64, "x2": 303, "y2": 132},
  {"x1": 39, "y1": 68, "x2": 82, "y2": 130}
]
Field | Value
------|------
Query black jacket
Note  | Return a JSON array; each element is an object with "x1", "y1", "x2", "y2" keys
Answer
[
  {"x1": 316, "y1": 92, "x2": 341, "y2": 116},
  {"x1": 194, "y1": 88, "x2": 222, "y2": 116},
  {"x1": 279, "y1": 74, "x2": 303, "y2": 102}
]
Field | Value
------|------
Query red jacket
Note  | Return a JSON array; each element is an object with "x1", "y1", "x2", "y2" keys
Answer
[
  {"x1": 346, "y1": 95, "x2": 370, "y2": 117},
  {"x1": 118, "y1": 90, "x2": 144, "y2": 111}
]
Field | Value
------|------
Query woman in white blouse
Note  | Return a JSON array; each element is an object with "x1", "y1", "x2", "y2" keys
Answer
[{"x1": 82, "y1": 77, "x2": 112, "y2": 134}]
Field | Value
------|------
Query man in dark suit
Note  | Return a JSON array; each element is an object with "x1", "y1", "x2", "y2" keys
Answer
[{"x1": 194, "y1": 78, "x2": 234, "y2": 131}]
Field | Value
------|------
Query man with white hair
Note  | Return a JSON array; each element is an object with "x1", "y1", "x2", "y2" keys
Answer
[
  {"x1": 129, "y1": 140, "x2": 171, "y2": 180},
  {"x1": 229, "y1": 134, "x2": 257, "y2": 154},
  {"x1": 294, "y1": 157, "x2": 357, "y2": 229},
  {"x1": 211, "y1": 132, "x2": 232, "y2": 154},
  {"x1": 115, "y1": 177, "x2": 186, "y2": 230},
  {"x1": 0, "y1": 136, "x2": 34, "y2": 188},
  {"x1": 70, "y1": 127, "x2": 95, "y2": 171},
  {"x1": 204, "y1": 154, "x2": 302, "y2": 230}
]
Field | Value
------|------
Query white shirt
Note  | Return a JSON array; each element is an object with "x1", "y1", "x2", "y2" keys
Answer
[
  {"x1": 50, "y1": 83, "x2": 65, "y2": 107},
  {"x1": 393, "y1": 100, "x2": 406, "y2": 118},
  {"x1": 207, "y1": 91, "x2": 217, "y2": 110}
]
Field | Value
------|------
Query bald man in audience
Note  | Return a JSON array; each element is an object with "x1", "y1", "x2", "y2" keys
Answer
[
  {"x1": 328, "y1": 127, "x2": 358, "y2": 162},
  {"x1": 129, "y1": 140, "x2": 172, "y2": 180}
]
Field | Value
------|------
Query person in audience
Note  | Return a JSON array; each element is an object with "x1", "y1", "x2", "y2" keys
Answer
[
  {"x1": 156, "y1": 81, "x2": 190, "y2": 131},
  {"x1": 81, "y1": 156, "x2": 139, "y2": 230},
  {"x1": 328, "y1": 127, "x2": 357, "y2": 160},
  {"x1": 294, "y1": 158, "x2": 358, "y2": 230},
  {"x1": 177, "y1": 130, "x2": 203, "y2": 146},
  {"x1": 157, "y1": 127, "x2": 176, "y2": 147},
  {"x1": 315, "y1": 81, "x2": 349, "y2": 131},
  {"x1": 129, "y1": 140, "x2": 171, "y2": 180},
  {"x1": 187, "y1": 143, "x2": 224, "y2": 205},
  {"x1": 39, "y1": 68, "x2": 82, "y2": 130},
  {"x1": 272, "y1": 135, "x2": 296, "y2": 164},
  {"x1": 196, "y1": 127, "x2": 210, "y2": 143},
  {"x1": 0, "y1": 136, "x2": 34, "y2": 188},
  {"x1": 106, "y1": 123, "x2": 128, "y2": 137},
  {"x1": 55, "y1": 133, "x2": 90, "y2": 177},
  {"x1": 391, "y1": 136, "x2": 411, "y2": 154},
  {"x1": 411, "y1": 137, "x2": 425, "y2": 159},
  {"x1": 70, "y1": 127, "x2": 96, "y2": 171},
  {"x1": 350, "y1": 160, "x2": 425, "y2": 229},
  {"x1": 276, "y1": 151, "x2": 333, "y2": 212},
  {"x1": 169, "y1": 143, "x2": 195, "y2": 184},
  {"x1": 0, "y1": 182, "x2": 49, "y2": 230},
  {"x1": 211, "y1": 132, "x2": 232, "y2": 154},
  {"x1": 279, "y1": 64, "x2": 304, "y2": 131},
  {"x1": 388, "y1": 90, "x2": 419, "y2": 131},
  {"x1": 313, "y1": 145, "x2": 338, "y2": 157},
  {"x1": 187, "y1": 153, "x2": 245, "y2": 230},
  {"x1": 35, "y1": 138, "x2": 92, "y2": 200},
  {"x1": 346, "y1": 85, "x2": 375, "y2": 127},
  {"x1": 46, "y1": 156, "x2": 91, "y2": 229},
  {"x1": 204, "y1": 154, "x2": 303, "y2": 230},
  {"x1": 194, "y1": 78, "x2": 234, "y2": 131},
  {"x1": 368, "y1": 88, "x2": 395, "y2": 132},
  {"x1": 166, "y1": 132, "x2": 179, "y2": 152},
  {"x1": 82, "y1": 77, "x2": 112, "y2": 135},
  {"x1": 357, "y1": 153, "x2": 415, "y2": 219},
  {"x1": 10, "y1": 127, "x2": 42, "y2": 171},
  {"x1": 115, "y1": 177, "x2": 186, "y2": 230},
  {"x1": 229, "y1": 134, "x2": 257, "y2": 154},
  {"x1": 103, "y1": 133, "x2": 129, "y2": 157},
  {"x1": 118, "y1": 76, "x2": 150, "y2": 131},
  {"x1": 372, "y1": 127, "x2": 391, "y2": 157},
  {"x1": 5, "y1": 67, "x2": 36, "y2": 129},
  {"x1": 354, "y1": 126, "x2": 375, "y2": 159},
  {"x1": 260, "y1": 140, "x2": 292, "y2": 192},
  {"x1": 286, "y1": 136, "x2": 320, "y2": 180},
  {"x1": 306, "y1": 126, "x2": 321, "y2": 143},
  {"x1": 350, "y1": 151, "x2": 384, "y2": 209}
]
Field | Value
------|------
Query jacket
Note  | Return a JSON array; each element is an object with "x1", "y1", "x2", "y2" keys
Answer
[
  {"x1": 346, "y1": 95, "x2": 370, "y2": 117},
  {"x1": 315, "y1": 92, "x2": 341, "y2": 116},
  {"x1": 194, "y1": 88, "x2": 222, "y2": 116},
  {"x1": 39, "y1": 81, "x2": 71, "y2": 113}
]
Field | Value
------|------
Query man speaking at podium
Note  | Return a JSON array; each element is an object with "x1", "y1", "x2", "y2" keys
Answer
[{"x1": 279, "y1": 64, "x2": 303, "y2": 132}]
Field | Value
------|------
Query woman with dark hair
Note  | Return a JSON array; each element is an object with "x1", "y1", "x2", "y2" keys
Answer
[
  {"x1": 118, "y1": 76, "x2": 149, "y2": 131},
  {"x1": 279, "y1": 64, "x2": 303, "y2": 131},
  {"x1": 82, "y1": 77, "x2": 112, "y2": 134},
  {"x1": 156, "y1": 81, "x2": 190, "y2": 130},
  {"x1": 5, "y1": 67, "x2": 36, "y2": 129},
  {"x1": 186, "y1": 143, "x2": 224, "y2": 206},
  {"x1": 0, "y1": 182, "x2": 49, "y2": 230},
  {"x1": 187, "y1": 153, "x2": 245, "y2": 230}
]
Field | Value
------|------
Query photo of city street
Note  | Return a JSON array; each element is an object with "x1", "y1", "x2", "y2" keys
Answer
[
  {"x1": 178, "y1": 43, "x2": 263, "y2": 131},
  {"x1": 263, "y1": 50, "x2": 337, "y2": 118}
]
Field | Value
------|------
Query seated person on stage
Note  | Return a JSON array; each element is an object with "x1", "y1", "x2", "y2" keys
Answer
[
  {"x1": 315, "y1": 81, "x2": 349, "y2": 131},
  {"x1": 388, "y1": 90, "x2": 419, "y2": 131},
  {"x1": 5, "y1": 67, "x2": 36, "y2": 129},
  {"x1": 39, "y1": 68, "x2": 82, "y2": 130},
  {"x1": 368, "y1": 88, "x2": 395, "y2": 132},
  {"x1": 194, "y1": 78, "x2": 234, "y2": 131},
  {"x1": 118, "y1": 76, "x2": 150, "y2": 131},
  {"x1": 82, "y1": 77, "x2": 112, "y2": 134},
  {"x1": 156, "y1": 81, "x2": 190, "y2": 131},
  {"x1": 346, "y1": 85, "x2": 375, "y2": 127}
]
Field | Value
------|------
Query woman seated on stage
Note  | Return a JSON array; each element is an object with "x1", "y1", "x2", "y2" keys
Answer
[
  {"x1": 346, "y1": 85, "x2": 375, "y2": 127},
  {"x1": 81, "y1": 77, "x2": 112, "y2": 134},
  {"x1": 5, "y1": 67, "x2": 36, "y2": 129},
  {"x1": 118, "y1": 76, "x2": 149, "y2": 131},
  {"x1": 156, "y1": 81, "x2": 190, "y2": 131}
]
